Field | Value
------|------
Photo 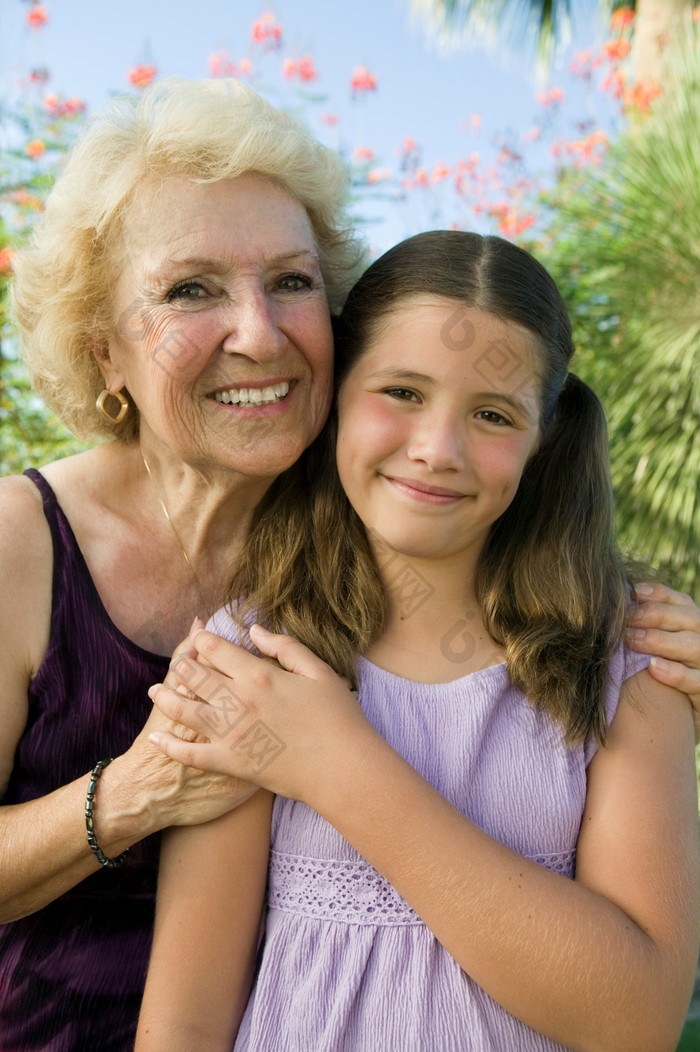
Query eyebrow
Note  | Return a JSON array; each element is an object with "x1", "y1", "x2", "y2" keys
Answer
[
  {"x1": 366, "y1": 369, "x2": 537, "y2": 422},
  {"x1": 161, "y1": 249, "x2": 320, "y2": 270}
]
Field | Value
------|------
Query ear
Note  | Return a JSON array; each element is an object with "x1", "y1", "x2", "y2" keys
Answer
[{"x1": 92, "y1": 337, "x2": 126, "y2": 394}]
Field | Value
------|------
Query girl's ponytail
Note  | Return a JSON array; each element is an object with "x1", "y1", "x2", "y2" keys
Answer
[{"x1": 477, "y1": 372, "x2": 630, "y2": 744}]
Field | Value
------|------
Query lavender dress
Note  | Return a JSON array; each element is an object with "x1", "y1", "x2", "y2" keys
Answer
[{"x1": 210, "y1": 608, "x2": 648, "y2": 1051}]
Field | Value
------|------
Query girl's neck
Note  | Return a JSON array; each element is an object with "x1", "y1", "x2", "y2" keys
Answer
[{"x1": 365, "y1": 550, "x2": 505, "y2": 684}]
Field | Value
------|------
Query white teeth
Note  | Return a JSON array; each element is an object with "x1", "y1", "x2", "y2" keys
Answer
[{"x1": 214, "y1": 381, "x2": 290, "y2": 406}]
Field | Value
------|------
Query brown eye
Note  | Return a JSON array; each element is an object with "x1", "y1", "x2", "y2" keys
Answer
[
  {"x1": 167, "y1": 281, "x2": 207, "y2": 301},
  {"x1": 276, "y1": 273, "x2": 313, "y2": 292},
  {"x1": 476, "y1": 409, "x2": 511, "y2": 426}
]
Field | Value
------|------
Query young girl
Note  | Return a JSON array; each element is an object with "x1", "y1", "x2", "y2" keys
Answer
[{"x1": 137, "y1": 232, "x2": 699, "y2": 1051}]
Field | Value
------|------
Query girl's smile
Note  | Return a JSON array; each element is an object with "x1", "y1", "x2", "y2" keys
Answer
[{"x1": 336, "y1": 296, "x2": 542, "y2": 568}]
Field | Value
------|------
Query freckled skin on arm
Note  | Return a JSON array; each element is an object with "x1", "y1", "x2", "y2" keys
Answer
[{"x1": 136, "y1": 790, "x2": 273, "y2": 1051}]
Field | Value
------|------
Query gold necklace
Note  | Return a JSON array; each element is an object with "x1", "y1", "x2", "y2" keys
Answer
[{"x1": 141, "y1": 452, "x2": 213, "y2": 621}]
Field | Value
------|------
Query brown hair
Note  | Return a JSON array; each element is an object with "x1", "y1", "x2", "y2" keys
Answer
[{"x1": 232, "y1": 231, "x2": 631, "y2": 744}]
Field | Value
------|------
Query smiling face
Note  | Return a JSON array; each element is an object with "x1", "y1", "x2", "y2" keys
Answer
[
  {"x1": 98, "y1": 172, "x2": 334, "y2": 479},
  {"x1": 336, "y1": 296, "x2": 542, "y2": 572}
]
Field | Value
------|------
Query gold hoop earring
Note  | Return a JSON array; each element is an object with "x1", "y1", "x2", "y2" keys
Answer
[{"x1": 96, "y1": 389, "x2": 129, "y2": 425}]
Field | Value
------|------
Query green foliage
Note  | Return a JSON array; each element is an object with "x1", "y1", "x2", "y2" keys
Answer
[
  {"x1": 409, "y1": 0, "x2": 573, "y2": 65},
  {"x1": 536, "y1": 25, "x2": 700, "y2": 594}
]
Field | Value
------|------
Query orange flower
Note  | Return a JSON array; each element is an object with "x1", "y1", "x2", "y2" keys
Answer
[
  {"x1": 537, "y1": 86, "x2": 566, "y2": 106},
  {"x1": 624, "y1": 77, "x2": 662, "y2": 113},
  {"x1": 26, "y1": 3, "x2": 48, "y2": 29},
  {"x1": 354, "y1": 145, "x2": 374, "y2": 160},
  {"x1": 0, "y1": 248, "x2": 15, "y2": 274},
  {"x1": 367, "y1": 168, "x2": 391, "y2": 183},
  {"x1": 350, "y1": 66, "x2": 377, "y2": 92},
  {"x1": 26, "y1": 139, "x2": 46, "y2": 159},
  {"x1": 10, "y1": 190, "x2": 44, "y2": 210},
  {"x1": 398, "y1": 136, "x2": 417, "y2": 154},
  {"x1": 603, "y1": 39, "x2": 631, "y2": 61},
  {"x1": 610, "y1": 8, "x2": 634, "y2": 30},
  {"x1": 321, "y1": 112, "x2": 339, "y2": 126},
  {"x1": 430, "y1": 162, "x2": 451, "y2": 183},
  {"x1": 128, "y1": 65, "x2": 157, "y2": 89}
]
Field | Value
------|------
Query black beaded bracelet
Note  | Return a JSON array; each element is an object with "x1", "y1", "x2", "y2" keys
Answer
[{"x1": 85, "y1": 759, "x2": 130, "y2": 869}]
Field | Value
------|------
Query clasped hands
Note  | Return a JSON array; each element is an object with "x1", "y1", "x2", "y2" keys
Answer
[{"x1": 148, "y1": 623, "x2": 372, "y2": 803}]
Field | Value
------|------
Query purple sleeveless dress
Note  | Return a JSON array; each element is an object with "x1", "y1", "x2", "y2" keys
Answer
[
  {"x1": 0, "y1": 469, "x2": 169, "y2": 1051},
  {"x1": 208, "y1": 607, "x2": 649, "y2": 1052}
]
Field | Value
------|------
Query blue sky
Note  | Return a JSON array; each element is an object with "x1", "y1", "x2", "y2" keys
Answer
[{"x1": 3, "y1": 0, "x2": 615, "y2": 252}]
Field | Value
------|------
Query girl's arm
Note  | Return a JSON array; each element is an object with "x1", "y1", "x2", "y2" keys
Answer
[
  {"x1": 135, "y1": 789, "x2": 273, "y2": 1051},
  {"x1": 151, "y1": 629, "x2": 700, "y2": 1052}
]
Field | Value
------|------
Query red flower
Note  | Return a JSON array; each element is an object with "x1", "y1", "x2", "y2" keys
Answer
[
  {"x1": 29, "y1": 67, "x2": 50, "y2": 85},
  {"x1": 209, "y1": 50, "x2": 239, "y2": 78},
  {"x1": 26, "y1": 3, "x2": 48, "y2": 29},
  {"x1": 283, "y1": 55, "x2": 318, "y2": 81},
  {"x1": 251, "y1": 13, "x2": 282, "y2": 48},
  {"x1": 297, "y1": 55, "x2": 317, "y2": 81},
  {"x1": 321, "y1": 112, "x2": 339, "y2": 126},
  {"x1": 354, "y1": 145, "x2": 375, "y2": 160},
  {"x1": 350, "y1": 66, "x2": 377, "y2": 93},
  {"x1": 128, "y1": 65, "x2": 157, "y2": 89}
]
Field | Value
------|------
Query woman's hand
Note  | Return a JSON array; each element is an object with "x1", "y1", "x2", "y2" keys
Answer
[
  {"x1": 96, "y1": 626, "x2": 259, "y2": 842},
  {"x1": 626, "y1": 583, "x2": 700, "y2": 740},
  {"x1": 147, "y1": 625, "x2": 372, "y2": 804}
]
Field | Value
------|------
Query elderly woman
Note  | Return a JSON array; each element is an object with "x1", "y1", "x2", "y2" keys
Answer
[
  {"x1": 0, "y1": 78, "x2": 362, "y2": 1050},
  {"x1": 1, "y1": 78, "x2": 698, "y2": 1051}
]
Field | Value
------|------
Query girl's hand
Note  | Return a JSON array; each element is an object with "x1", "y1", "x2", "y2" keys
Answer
[
  {"x1": 626, "y1": 583, "x2": 700, "y2": 740},
  {"x1": 148, "y1": 625, "x2": 372, "y2": 803}
]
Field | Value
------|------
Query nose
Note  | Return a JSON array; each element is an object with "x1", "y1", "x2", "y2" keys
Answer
[
  {"x1": 405, "y1": 409, "x2": 467, "y2": 473},
  {"x1": 220, "y1": 286, "x2": 287, "y2": 362}
]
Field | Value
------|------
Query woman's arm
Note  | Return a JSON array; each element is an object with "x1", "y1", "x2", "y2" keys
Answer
[
  {"x1": 151, "y1": 628, "x2": 700, "y2": 1052},
  {"x1": 0, "y1": 477, "x2": 254, "y2": 922},
  {"x1": 136, "y1": 790, "x2": 273, "y2": 1051}
]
